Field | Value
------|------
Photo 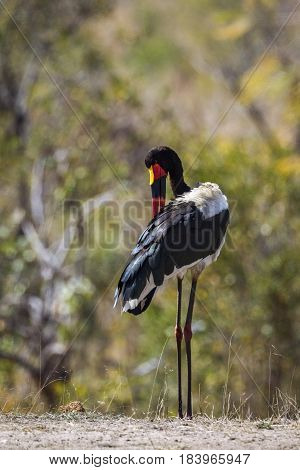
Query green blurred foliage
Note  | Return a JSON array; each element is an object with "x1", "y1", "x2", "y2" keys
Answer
[{"x1": 0, "y1": 0, "x2": 299, "y2": 417}]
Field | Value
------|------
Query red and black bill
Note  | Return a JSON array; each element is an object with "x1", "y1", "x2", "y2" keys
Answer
[{"x1": 149, "y1": 164, "x2": 167, "y2": 218}]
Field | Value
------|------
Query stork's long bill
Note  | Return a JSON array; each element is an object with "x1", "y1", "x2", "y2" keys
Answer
[{"x1": 149, "y1": 163, "x2": 167, "y2": 217}]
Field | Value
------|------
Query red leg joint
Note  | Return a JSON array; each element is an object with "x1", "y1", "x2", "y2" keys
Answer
[
  {"x1": 175, "y1": 325, "x2": 183, "y2": 342},
  {"x1": 184, "y1": 323, "x2": 192, "y2": 342}
]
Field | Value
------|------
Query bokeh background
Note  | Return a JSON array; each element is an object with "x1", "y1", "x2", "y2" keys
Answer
[{"x1": 0, "y1": 0, "x2": 299, "y2": 418}]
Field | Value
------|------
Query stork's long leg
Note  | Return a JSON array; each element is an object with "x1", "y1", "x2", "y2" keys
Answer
[
  {"x1": 175, "y1": 277, "x2": 183, "y2": 419},
  {"x1": 184, "y1": 276, "x2": 198, "y2": 418}
]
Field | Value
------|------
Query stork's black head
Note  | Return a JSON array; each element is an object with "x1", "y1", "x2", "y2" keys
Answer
[
  {"x1": 145, "y1": 146, "x2": 183, "y2": 175},
  {"x1": 145, "y1": 146, "x2": 190, "y2": 217}
]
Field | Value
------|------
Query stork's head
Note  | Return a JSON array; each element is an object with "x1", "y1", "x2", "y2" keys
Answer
[{"x1": 145, "y1": 146, "x2": 186, "y2": 217}]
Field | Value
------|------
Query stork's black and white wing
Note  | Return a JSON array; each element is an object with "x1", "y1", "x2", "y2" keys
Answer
[{"x1": 114, "y1": 183, "x2": 229, "y2": 315}]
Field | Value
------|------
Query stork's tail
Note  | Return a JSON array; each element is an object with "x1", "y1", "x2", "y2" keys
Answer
[
  {"x1": 113, "y1": 244, "x2": 160, "y2": 315},
  {"x1": 114, "y1": 284, "x2": 157, "y2": 316},
  {"x1": 124, "y1": 287, "x2": 157, "y2": 316}
]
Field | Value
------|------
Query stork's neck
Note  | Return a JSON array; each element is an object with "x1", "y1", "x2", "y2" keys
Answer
[{"x1": 169, "y1": 169, "x2": 191, "y2": 197}]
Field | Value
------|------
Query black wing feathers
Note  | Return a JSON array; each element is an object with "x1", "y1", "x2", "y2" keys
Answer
[{"x1": 115, "y1": 200, "x2": 229, "y2": 315}]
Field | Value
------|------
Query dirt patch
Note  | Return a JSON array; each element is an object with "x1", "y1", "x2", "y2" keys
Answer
[{"x1": 0, "y1": 414, "x2": 299, "y2": 450}]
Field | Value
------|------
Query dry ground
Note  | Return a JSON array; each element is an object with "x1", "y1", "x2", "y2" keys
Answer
[{"x1": 0, "y1": 414, "x2": 299, "y2": 449}]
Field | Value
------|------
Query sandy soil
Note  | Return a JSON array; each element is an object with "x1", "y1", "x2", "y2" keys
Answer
[{"x1": 0, "y1": 414, "x2": 299, "y2": 450}]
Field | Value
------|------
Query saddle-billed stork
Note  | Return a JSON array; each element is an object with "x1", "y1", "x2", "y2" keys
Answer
[{"x1": 114, "y1": 146, "x2": 229, "y2": 418}]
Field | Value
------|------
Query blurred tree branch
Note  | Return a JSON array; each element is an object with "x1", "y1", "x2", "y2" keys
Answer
[{"x1": 0, "y1": 350, "x2": 40, "y2": 379}]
